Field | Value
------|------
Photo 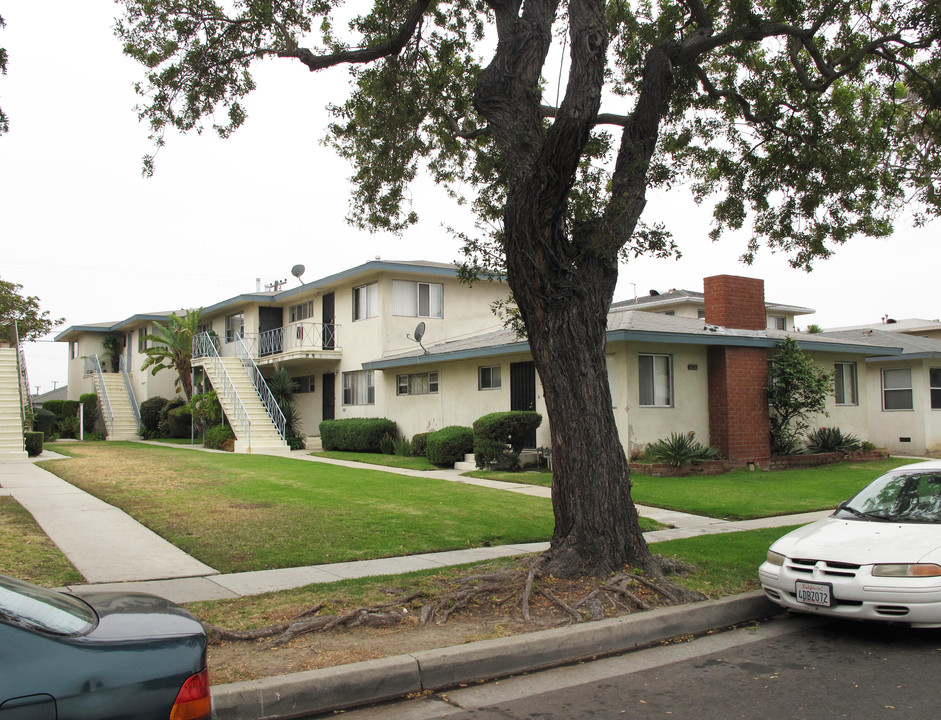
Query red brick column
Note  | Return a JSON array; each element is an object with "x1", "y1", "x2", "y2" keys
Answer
[
  {"x1": 707, "y1": 346, "x2": 771, "y2": 467},
  {"x1": 704, "y1": 275, "x2": 766, "y2": 330}
]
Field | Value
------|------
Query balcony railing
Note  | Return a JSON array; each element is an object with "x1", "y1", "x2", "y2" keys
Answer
[{"x1": 249, "y1": 322, "x2": 338, "y2": 358}]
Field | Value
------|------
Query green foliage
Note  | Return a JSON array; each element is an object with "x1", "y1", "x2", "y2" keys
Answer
[
  {"x1": 0, "y1": 277, "x2": 64, "y2": 343},
  {"x1": 139, "y1": 396, "x2": 169, "y2": 438},
  {"x1": 426, "y1": 426, "x2": 474, "y2": 467},
  {"x1": 392, "y1": 436, "x2": 412, "y2": 457},
  {"x1": 319, "y1": 418, "x2": 398, "y2": 453},
  {"x1": 287, "y1": 436, "x2": 306, "y2": 451},
  {"x1": 472, "y1": 411, "x2": 543, "y2": 470},
  {"x1": 645, "y1": 432, "x2": 722, "y2": 467},
  {"x1": 32, "y1": 408, "x2": 55, "y2": 437},
  {"x1": 805, "y1": 427, "x2": 863, "y2": 454},
  {"x1": 185, "y1": 390, "x2": 222, "y2": 431},
  {"x1": 159, "y1": 396, "x2": 188, "y2": 438},
  {"x1": 204, "y1": 424, "x2": 235, "y2": 450},
  {"x1": 58, "y1": 415, "x2": 80, "y2": 439},
  {"x1": 265, "y1": 366, "x2": 302, "y2": 440},
  {"x1": 101, "y1": 335, "x2": 123, "y2": 372},
  {"x1": 410, "y1": 432, "x2": 432, "y2": 458},
  {"x1": 140, "y1": 308, "x2": 202, "y2": 400},
  {"x1": 41, "y1": 399, "x2": 65, "y2": 418},
  {"x1": 379, "y1": 432, "x2": 395, "y2": 456},
  {"x1": 767, "y1": 337, "x2": 835, "y2": 455},
  {"x1": 79, "y1": 393, "x2": 99, "y2": 434},
  {"x1": 24, "y1": 431, "x2": 43, "y2": 457}
]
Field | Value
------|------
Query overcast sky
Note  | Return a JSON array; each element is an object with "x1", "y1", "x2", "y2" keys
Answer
[{"x1": 2, "y1": 0, "x2": 938, "y2": 395}]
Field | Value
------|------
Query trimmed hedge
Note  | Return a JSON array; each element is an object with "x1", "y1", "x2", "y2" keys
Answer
[
  {"x1": 204, "y1": 424, "x2": 235, "y2": 450},
  {"x1": 24, "y1": 431, "x2": 43, "y2": 457},
  {"x1": 79, "y1": 393, "x2": 99, "y2": 434},
  {"x1": 410, "y1": 432, "x2": 432, "y2": 458},
  {"x1": 473, "y1": 411, "x2": 543, "y2": 470},
  {"x1": 159, "y1": 397, "x2": 187, "y2": 438},
  {"x1": 33, "y1": 409, "x2": 55, "y2": 437},
  {"x1": 139, "y1": 397, "x2": 168, "y2": 438},
  {"x1": 319, "y1": 418, "x2": 397, "y2": 452},
  {"x1": 426, "y1": 425, "x2": 474, "y2": 467}
]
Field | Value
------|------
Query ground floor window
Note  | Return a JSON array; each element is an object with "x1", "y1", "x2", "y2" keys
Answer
[
  {"x1": 835, "y1": 362, "x2": 858, "y2": 406},
  {"x1": 931, "y1": 368, "x2": 941, "y2": 410},
  {"x1": 638, "y1": 354, "x2": 672, "y2": 407},
  {"x1": 397, "y1": 371, "x2": 439, "y2": 395},
  {"x1": 882, "y1": 367, "x2": 913, "y2": 410},
  {"x1": 296, "y1": 375, "x2": 315, "y2": 393},
  {"x1": 478, "y1": 365, "x2": 502, "y2": 390},
  {"x1": 342, "y1": 370, "x2": 374, "y2": 405}
]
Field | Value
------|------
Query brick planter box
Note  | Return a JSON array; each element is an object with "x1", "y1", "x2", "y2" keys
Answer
[
  {"x1": 769, "y1": 449, "x2": 888, "y2": 471},
  {"x1": 630, "y1": 459, "x2": 732, "y2": 477}
]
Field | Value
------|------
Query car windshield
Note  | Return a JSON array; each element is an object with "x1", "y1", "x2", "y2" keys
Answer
[
  {"x1": 838, "y1": 471, "x2": 941, "y2": 524},
  {"x1": 0, "y1": 574, "x2": 97, "y2": 636}
]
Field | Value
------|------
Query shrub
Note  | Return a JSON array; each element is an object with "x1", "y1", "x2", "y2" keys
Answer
[
  {"x1": 79, "y1": 393, "x2": 99, "y2": 433},
  {"x1": 319, "y1": 418, "x2": 397, "y2": 452},
  {"x1": 379, "y1": 432, "x2": 395, "y2": 455},
  {"x1": 204, "y1": 424, "x2": 235, "y2": 450},
  {"x1": 410, "y1": 432, "x2": 432, "y2": 457},
  {"x1": 159, "y1": 397, "x2": 188, "y2": 438},
  {"x1": 472, "y1": 411, "x2": 543, "y2": 470},
  {"x1": 167, "y1": 405, "x2": 193, "y2": 438},
  {"x1": 24, "y1": 431, "x2": 43, "y2": 457},
  {"x1": 58, "y1": 415, "x2": 80, "y2": 439},
  {"x1": 33, "y1": 408, "x2": 55, "y2": 437},
  {"x1": 42, "y1": 399, "x2": 65, "y2": 418},
  {"x1": 805, "y1": 427, "x2": 862, "y2": 453},
  {"x1": 287, "y1": 436, "x2": 306, "y2": 451},
  {"x1": 393, "y1": 436, "x2": 412, "y2": 456},
  {"x1": 646, "y1": 432, "x2": 721, "y2": 467},
  {"x1": 139, "y1": 397, "x2": 168, "y2": 438},
  {"x1": 860, "y1": 440, "x2": 877, "y2": 451},
  {"x1": 61, "y1": 400, "x2": 80, "y2": 420},
  {"x1": 426, "y1": 426, "x2": 474, "y2": 467}
]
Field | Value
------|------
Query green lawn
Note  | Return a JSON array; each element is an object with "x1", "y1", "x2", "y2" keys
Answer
[
  {"x1": 40, "y1": 443, "x2": 554, "y2": 574},
  {"x1": 631, "y1": 457, "x2": 914, "y2": 519},
  {"x1": 311, "y1": 450, "x2": 437, "y2": 471},
  {"x1": 0, "y1": 496, "x2": 83, "y2": 586}
]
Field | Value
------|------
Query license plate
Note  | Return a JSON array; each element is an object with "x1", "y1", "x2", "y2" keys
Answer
[{"x1": 795, "y1": 580, "x2": 832, "y2": 607}]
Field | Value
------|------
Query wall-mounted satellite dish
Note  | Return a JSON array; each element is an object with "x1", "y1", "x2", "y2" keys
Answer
[
  {"x1": 291, "y1": 264, "x2": 306, "y2": 284},
  {"x1": 407, "y1": 322, "x2": 428, "y2": 354}
]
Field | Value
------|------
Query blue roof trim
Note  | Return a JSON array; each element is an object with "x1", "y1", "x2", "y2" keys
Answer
[
  {"x1": 363, "y1": 340, "x2": 532, "y2": 370},
  {"x1": 865, "y1": 352, "x2": 941, "y2": 363},
  {"x1": 55, "y1": 313, "x2": 172, "y2": 341}
]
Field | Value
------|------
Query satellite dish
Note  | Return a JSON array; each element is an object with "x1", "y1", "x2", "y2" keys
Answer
[
  {"x1": 291, "y1": 264, "x2": 306, "y2": 284},
  {"x1": 407, "y1": 322, "x2": 428, "y2": 354}
]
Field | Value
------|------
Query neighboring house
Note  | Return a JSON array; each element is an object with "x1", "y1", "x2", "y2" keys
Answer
[
  {"x1": 826, "y1": 318, "x2": 941, "y2": 342},
  {"x1": 55, "y1": 260, "x2": 908, "y2": 463},
  {"x1": 32, "y1": 386, "x2": 68, "y2": 406}
]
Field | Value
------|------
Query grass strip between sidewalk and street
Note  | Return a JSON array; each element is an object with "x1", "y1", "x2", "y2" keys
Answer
[{"x1": 0, "y1": 496, "x2": 83, "y2": 586}]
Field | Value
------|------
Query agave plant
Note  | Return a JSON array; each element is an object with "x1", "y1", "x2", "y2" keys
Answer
[
  {"x1": 646, "y1": 432, "x2": 721, "y2": 467},
  {"x1": 805, "y1": 427, "x2": 862, "y2": 454}
]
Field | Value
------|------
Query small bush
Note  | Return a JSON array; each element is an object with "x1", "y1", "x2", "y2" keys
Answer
[
  {"x1": 410, "y1": 432, "x2": 432, "y2": 457},
  {"x1": 805, "y1": 427, "x2": 862, "y2": 453},
  {"x1": 140, "y1": 397, "x2": 169, "y2": 438},
  {"x1": 473, "y1": 411, "x2": 543, "y2": 470},
  {"x1": 42, "y1": 399, "x2": 66, "y2": 418},
  {"x1": 159, "y1": 397, "x2": 188, "y2": 438},
  {"x1": 319, "y1": 418, "x2": 398, "y2": 452},
  {"x1": 167, "y1": 405, "x2": 193, "y2": 438},
  {"x1": 204, "y1": 424, "x2": 236, "y2": 450},
  {"x1": 58, "y1": 415, "x2": 80, "y2": 439},
  {"x1": 33, "y1": 409, "x2": 56, "y2": 437},
  {"x1": 379, "y1": 432, "x2": 395, "y2": 455},
  {"x1": 24, "y1": 431, "x2": 43, "y2": 457},
  {"x1": 287, "y1": 436, "x2": 306, "y2": 451},
  {"x1": 646, "y1": 432, "x2": 721, "y2": 467},
  {"x1": 79, "y1": 393, "x2": 99, "y2": 433},
  {"x1": 426, "y1": 426, "x2": 474, "y2": 467},
  {"x1": 393, "y1": 436, "x2": 412, "y2": 456},
  {"x1": 860, "y1": 440, "x2": 877, "y2": 451},
  {"x1": 62, "y1": 400, "x2": 80, "y2": 420}
]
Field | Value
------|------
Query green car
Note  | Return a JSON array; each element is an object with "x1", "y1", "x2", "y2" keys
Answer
[{"x1": 0, "y1": 573, "x2": 210, "y2": 719}]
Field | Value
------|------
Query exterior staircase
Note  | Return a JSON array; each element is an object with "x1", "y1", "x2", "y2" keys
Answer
[
  {"x1": 0, "y1": 347, "x2": 27, "y2": 459},
  {"x1": 93, "y1": 372, "x2": 140, "y2": 441},
  {"x1": 198, "y1": 357, "x2": 289, "y2": 454}
]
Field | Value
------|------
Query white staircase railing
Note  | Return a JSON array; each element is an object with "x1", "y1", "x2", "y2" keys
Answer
[
  {"x1": 119, "y1": 355, "x2": 142, "y2": 428},
  {"x1": 192, "y1": 332, "x2": 252, "y2": 446},
  {"x1": 6, "y1": 319, "x2": 31, "y2": 442},
  {"x1": 232, "y1": 334, "x2": 287, "y2": 441},
  {"x1": 85, "y1": 355, "x2": 114, "y2": 431}
]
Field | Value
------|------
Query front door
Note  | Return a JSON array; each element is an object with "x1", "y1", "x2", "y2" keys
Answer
[
  {"x1": 322, "y1": 372, "x2": 336, "y2": 421},
  {"x1": 510, "y1": 361, "x2": 537, "y2": 448},
  {"x1": 259, "y1": 307, "x2": 283, "y2": 356},
  {"x1": 322, "y1": 293, "x2": 335, "y2": 350}
]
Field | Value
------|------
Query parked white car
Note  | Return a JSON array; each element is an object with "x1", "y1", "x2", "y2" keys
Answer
[{"x1": 759, "y1": 460, "x2": 941, "y2": 627}]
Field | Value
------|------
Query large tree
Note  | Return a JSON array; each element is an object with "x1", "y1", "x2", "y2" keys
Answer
[
  {"x1": 117, "y1": 0, "x2": 941, "y2": 579},
  {"x1": 0, "y1": 277, "x2": 64, "y2": 343},
  {"x1": 140, "y1": 308, "x2": 203, "y2": 400}
]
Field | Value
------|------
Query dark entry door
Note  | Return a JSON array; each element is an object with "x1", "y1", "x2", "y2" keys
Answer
[
  {"x1": 322, "y1": 293, "x2": 335, "y2": 350},
  {"x1": 322, "y1": 372, "x2": 336, "y2": 421},
  {"x1": 510, "y1": 361, "x2": 537, "y2": 448},
  {"x1": 259, "y1": 306, "x2": 283, "y2": 355}
]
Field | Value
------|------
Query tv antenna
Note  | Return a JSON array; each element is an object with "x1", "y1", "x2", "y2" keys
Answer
[
  {"x1": 407, "y1": 322, "x2": 428, "y2": 354},
  {"x1": 291, "y1": 264, "x2": 306, "y2": 285}
]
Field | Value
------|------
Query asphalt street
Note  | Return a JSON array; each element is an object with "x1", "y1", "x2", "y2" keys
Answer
[{"x1": 315, "y1": 615, "x2": 941, "y2": 720}]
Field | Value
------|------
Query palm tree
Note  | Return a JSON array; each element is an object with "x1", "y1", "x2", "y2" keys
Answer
[
  {"x1": 140, "y1": 308, "x2": 202, "y2": 400},
  {"x1": 266, "y1": 366, "x2": 302, "y2": 440}
]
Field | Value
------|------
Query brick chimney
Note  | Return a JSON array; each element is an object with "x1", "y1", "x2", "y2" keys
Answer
[{"x1": 704, "y1": 275, "x2": 772, "y2": 467}]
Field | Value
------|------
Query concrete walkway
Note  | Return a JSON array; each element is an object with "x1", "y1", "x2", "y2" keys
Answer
[{"x1": 0, "y1": 445, "x2": 830, "y2": 604}]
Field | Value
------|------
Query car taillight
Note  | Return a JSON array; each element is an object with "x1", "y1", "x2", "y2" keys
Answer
[{"x1": 169, "y1": 668, "x2": 211, "y2": 720}]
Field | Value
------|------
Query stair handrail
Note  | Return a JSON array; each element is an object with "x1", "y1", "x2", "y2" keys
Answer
[
  {"x1": 233, "y1": 334, "x2": 287, "y2": 441},
  {"x1": 5, "y1": 319, "x2": 31, "y2": 439},
  {"x1": 192, "y1": 332, "x2": 251, "y2": 446},
  {"x1": 119, "y1": 354, "x2": 142, "y2": 428},
  {"x1": 86, "y1": 355, "x2": 114, "y2": 432}
]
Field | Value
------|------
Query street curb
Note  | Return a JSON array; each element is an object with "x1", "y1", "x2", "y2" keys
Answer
[{"x1": 211, "y1": 591, "x2": 779, "y2": 719}]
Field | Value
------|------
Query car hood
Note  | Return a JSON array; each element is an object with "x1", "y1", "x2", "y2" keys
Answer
[
  {"x1": 771, "y1": 517, "x2": 941, "y2": 565},
  {"x1": 75, "y1": 592, "x2": 206, "y2": 642}
]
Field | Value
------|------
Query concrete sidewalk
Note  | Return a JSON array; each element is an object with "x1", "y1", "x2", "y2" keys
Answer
[{"x1": 0, "y1": 445, "x2": 826, "y2": 604}]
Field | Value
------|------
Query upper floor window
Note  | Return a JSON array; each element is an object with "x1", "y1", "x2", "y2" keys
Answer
[
  {"x1": 392, "y1": 280, "x2": 443, "y2": 318},
  {"x1": 70, "y1": 341, "x2": 80, "y2": 360},
  {"x1": 196, "y1": 322, "x2": 211, "y2": 335},
  {"x1": 768, "y1": 316, "x2": 787, "y2": 331},
  {"x1": 638, "y1": 354, "x2": 672, "y2": 407},
  {"x1": 397, "y1": 371, "x2": 439, "y2": 395},
  {"x1": 225, "y1": 313, "x2": 244, "y2": 343},
  {"x1": 138, "y1": 327, "x2": 148, "y2": 352},
  {"x1": 289, "y1": 301, "x2": 314, "y2": 323},
  {"x1": 478, "y1": 365, "x2": 502, "y2": 390},
  {"x1": 353, "y1": 283, "x2": 378, "y2": 321},
  {"x1": 834, "y1": 362, "x2": 858, "y2": 406},
  {"x1": 882, "y1": 367, "x2": 913, "y2": 411},
  {"x1": 931, "y1": 368, "x2": 941, "y2": 410},
  {"x1": 342, "y1": 370, "x2": 374, "y2": 405}
]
